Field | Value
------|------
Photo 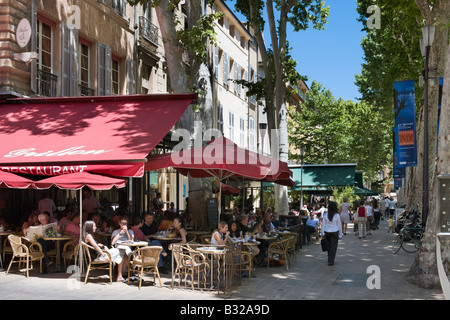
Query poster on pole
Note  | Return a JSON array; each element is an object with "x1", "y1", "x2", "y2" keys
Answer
[
  {"x1": 393, "y1": 80, "x2": 417, "y2": 168},
  {"x1": 392, "y1": 127, "x2": 405, "y2": 178}
]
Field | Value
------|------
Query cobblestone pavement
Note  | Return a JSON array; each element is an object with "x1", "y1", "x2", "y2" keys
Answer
[{"x1": 0, "y1": 219, "x2": 445, "y2": 301}]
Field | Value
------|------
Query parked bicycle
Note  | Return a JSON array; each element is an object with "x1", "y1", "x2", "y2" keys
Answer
[{"x1": 392, "y1": 210, "x2": 424, "y2": 254}]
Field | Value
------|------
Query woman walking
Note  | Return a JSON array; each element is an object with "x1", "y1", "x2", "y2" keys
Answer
[
  {"x1": 320, "y1": 202, "x2": 343, "y2": 266},
  {"x1": 339, "y1": 197, "x2": 352, "y2": 235},
  {"x1": 356, "y1": 200, "x2": 367, "y2": 239}
]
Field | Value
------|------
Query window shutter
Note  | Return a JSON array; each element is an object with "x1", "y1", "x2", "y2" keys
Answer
[
  {"x1": 97, "y1": 43, "x2": 112, "y2": 95},
  {"x1": 97, "y1": 43, "x2": 105, "y2": 95},
  {"x1": 234, "y1": 62, "x2": 238, "y2": 93},
  {"x1": 213, "y1": 46, "x2": 219, "y2": 79},
  {"x1": 223, "y1": 51, "x2": 229, "y2": 87},
  {"x1": 126, "y1": 58, "x2": 136, "y2": 94},
  {"x1": 61, "y1": 23, "x2": 79, "y2": 96}
]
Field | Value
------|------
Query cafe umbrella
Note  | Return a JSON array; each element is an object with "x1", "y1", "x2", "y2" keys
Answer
[
  {"x1": 34, "y1": 171, "x2": 127, "y2": 275},
  {"x1": 0, "y1": 170, "x2": 35, "y2": 189},
  {"x1": 145, "y1": 137, "x2": 293, "y2": 222}
]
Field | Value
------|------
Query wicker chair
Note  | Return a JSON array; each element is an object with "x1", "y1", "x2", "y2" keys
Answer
[
  {"x1": 128, "y1": 246, "x2": 163, "y2": 289},
  {"x1": 170, "y1": 244, "x2": 209, "y2": 290},
  {"x1": 61, "y1": 241, "x2": 78, "y2": 270},
  {"x1": 80, "y1": 241, "x2": 114, "y2": 284},
  {"x1": 6, "y1": 235, "x2": 44, "y2": 277},
  {"x1": 266, "y1": 238, "x2": 290, "y2": 270}
]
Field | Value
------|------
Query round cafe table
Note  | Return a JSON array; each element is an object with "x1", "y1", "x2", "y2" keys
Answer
[
  {"x1": 116, "y1": 240, "x2": 148, "y2": 248},
  {"x1": 43, "y1": 236, "x2": 72, "y2": 273}
]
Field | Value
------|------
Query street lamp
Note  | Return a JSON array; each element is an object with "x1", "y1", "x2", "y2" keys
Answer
[
  {"x1": 419, "y1": 25, "x2": 435, "y2": 225},
  {"x1": 300, "y1": 146, "x2": 305, "y2": 211}
]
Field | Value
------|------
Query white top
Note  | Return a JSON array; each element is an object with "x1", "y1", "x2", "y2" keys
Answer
[
  {"x1": 340, "y1": 202, "x2": 351, "y2": 214},
  {"x1": 320, "y1": 212, "x2": 343, "y2": 237},
  {"x1": 388, "y1": 200, "x2": 395, "y2": 209},
  {"x1": 365, "y1": 205, "x2": 373, "y2": 217}
]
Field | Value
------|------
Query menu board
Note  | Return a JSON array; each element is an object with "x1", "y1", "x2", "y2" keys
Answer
[{"x1": 207, "y1": 198, "x2": 218, "y2": 229}]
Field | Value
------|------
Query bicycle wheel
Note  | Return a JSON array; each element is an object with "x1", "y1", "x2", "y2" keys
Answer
[
  {"x1": 402, "y1": 230, "x2": 422, "y2": 253},
  {"x1": 392, "y1": 234, "x2": 402, "y2": 254}
]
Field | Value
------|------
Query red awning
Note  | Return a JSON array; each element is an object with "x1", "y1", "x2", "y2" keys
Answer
[
  {"x1": 34, "y1": 172, "x2": 127, "y2": 190},
  {"x1": 0, "y1": 94, "x2": 195, "y2": 177}
]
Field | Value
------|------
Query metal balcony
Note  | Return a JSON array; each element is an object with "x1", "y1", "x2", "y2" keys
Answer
[
  {"x1": 139, "y1": 16, "x2": 158, "y2": 46},
  {"x1": 37, "y1": 69, "x2": 57, "y2": 97}
]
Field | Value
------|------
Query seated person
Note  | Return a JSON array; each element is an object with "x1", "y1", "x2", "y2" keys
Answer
[
  {"x1": 228, "y1": 221, "x2": 239, "y2": 239},
  {"x1": 262, "y1": 212, "x2": 275, "y2": 234},
  {"x1": 131, "y1": 216, "x2": 168, "y2": 273},
  {"x1": 111, "y1": 216, "x2": 134, "y2": 265},
  {"x1": 236, "y1": 214, "x2": 260, "y2": 258},
  {"x1": 271, "y1": 212, "x2": 280, "y2": 228},
  {"x1": 306, "y1": 213, "x2": 320, "y2": 242},
  {"x1": 83, "y1": 220, "x2": 127, "y2": 282},
  {"x1": 211, "y1": 221, "x2": 231, "y2": 246},
  {"x1": 141, "y1": 212, "x2": 159, "y2": 240},
  {"x1": 34, "y1": 213, "x2": 56, "y2": 274},
  {"x1": 65, "y1": 214, "x2": 81, "y2": 244},
  {"x1": 169, "y1": 216, "x2": 187, "y2": 244}
]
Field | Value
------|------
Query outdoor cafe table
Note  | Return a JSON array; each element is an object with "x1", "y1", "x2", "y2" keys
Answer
[
  {"x1": 116, "y1": 240, "x2": 148, "y2": 249},
  {"x1": 195, "y1": 245, "x2": 231, "y2": 293},
  {"x1": 43, "y1": 235, "x2": 72, "y2": 272}
]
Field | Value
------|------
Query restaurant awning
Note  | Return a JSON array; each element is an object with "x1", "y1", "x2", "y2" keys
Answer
[
  {"x1": 0, "y1": 94, "x2": 195, "y2": 177},
  {"x1": 290, "y1": 163, "x2": 356, "y2": 191}
]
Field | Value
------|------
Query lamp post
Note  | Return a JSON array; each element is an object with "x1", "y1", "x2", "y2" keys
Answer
[
  {"x1": 419, "y1": 25, "x2": 435, "y2": 225},
  {"x1": 300, "y1": 146, "x2": 305, "y2": 211}
]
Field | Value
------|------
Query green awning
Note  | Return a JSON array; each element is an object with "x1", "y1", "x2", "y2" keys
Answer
[
  {"x1": 353, "y1": 186, "x2": 379, "y2": 196},
  {"x1": 290, "y1": 164, "x2": 356, "y2": 191}
]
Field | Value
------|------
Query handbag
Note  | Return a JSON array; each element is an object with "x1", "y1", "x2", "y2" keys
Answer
[{"x1": 320, "y1": 238, "x2": 329, "y2": 252}]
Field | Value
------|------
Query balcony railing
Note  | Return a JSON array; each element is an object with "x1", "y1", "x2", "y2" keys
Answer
[
  {"x1": 139, "y1": 16, "x2": 158, "y2": 46},
  {"x1": 37, "y1": 69, "x2": 57, "y2": 97},
  {"x1": 80, "y1": 85, "x2": 95, "y2": 96}
]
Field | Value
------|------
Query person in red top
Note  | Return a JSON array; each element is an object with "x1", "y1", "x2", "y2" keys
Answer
[{"x1": 356, "y1": 200, "x2": 367, "y2": 239}]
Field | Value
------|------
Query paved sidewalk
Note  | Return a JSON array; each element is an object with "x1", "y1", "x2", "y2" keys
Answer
[{"x1": 0, "y1": 219, "x2": 445, "y2": 300}]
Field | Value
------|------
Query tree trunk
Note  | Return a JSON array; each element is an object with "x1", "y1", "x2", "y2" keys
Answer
[
  {"x1": 406, "y1": 0, "x2": 450, "y2": 288},
  {"x1": 155, "y1": 1, "x2": 207, "y2": 229}
]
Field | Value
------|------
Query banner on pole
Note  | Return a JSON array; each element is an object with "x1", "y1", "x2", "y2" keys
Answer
[{"x1": 393, "y1": 80, "x2": 417, "y2": 168}]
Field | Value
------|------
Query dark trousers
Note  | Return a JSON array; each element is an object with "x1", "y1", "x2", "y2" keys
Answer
[{"x1": 324, "y1": 231, "x2": 339, "y2": 265}]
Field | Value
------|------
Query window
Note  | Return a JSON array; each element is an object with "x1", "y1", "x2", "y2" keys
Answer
[
  {"x1": 249, "y1": 116, "x2": 255, "y2": 151},
  {"x1": 111, "y1": 0, "x2": 126, "y2": 16},
  {"x1": 217, "y1": 104, "x2": 224, "y2": 133},
  {"x1": 240, "y1": 117, "x2": 245, "y2": 147},
  {"x1": 228, "y1": 112, "x2": 235, "y2": 141},
  {"x1": 213, "y1": 46, "x2": 219, "y2": 79},
  {"x1": 80, "y1": 43, "x2": 89, "y2": 88},
  {"x1": 112, "y1": 58, "x2": 119, "y2": 95},
  {"x1": 36, "y1": 19, "x2": 56, "y2": 97},
  {"x1": 37, "y1": 20, "x2": 52, "y2": 73}
]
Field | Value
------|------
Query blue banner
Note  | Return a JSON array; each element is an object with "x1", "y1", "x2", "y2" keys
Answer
[
  {"x1": 393, "y1": 80, "x2": 417, "y2": 168},
  {"x1": 392, "y1": 127, "x2": 405, "y2": 178}
]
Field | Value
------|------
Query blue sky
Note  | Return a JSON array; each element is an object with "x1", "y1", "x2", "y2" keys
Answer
[
  {"x1": 291, "y1": 0, "x2": 366, "y2": 101},
  {"x1": 228, "y1": 0, "x2": 366, "y2": 102}
]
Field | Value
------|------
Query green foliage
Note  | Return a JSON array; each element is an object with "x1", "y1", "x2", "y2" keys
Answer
[
  {"x1": 288, "y1": 80, "x2": 391, "y2": 182},
  {"x1": 331, "y1": 186, "x2": 359, "y2": 205}
]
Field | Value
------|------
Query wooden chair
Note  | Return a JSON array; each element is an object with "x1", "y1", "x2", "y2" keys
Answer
[
  {"x1": 6, "y1": 235, "x2": 44, "y2": 277},
  {"x1": 266, "y1": 238, "x2": 290, "y2": 270},
  {"x1": 128, "y1": 246, "x2": 163, "y2": 289},
  {"x1": 80, "y1": 241, "x2": 114, "y2": 284}
]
